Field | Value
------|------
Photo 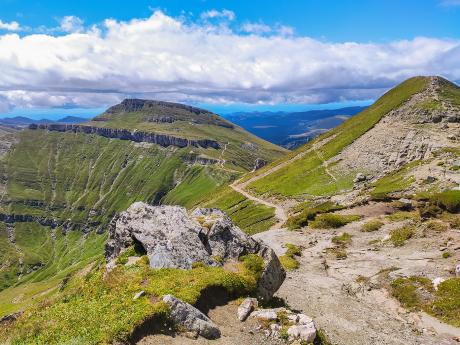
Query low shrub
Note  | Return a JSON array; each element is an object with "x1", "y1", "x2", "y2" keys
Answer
[
  {"x1": 361, "y1": 220, "x2": 384, "y2": 232},
  {"x1": 327, "y1": 247, "x2": 347, "y2": 260},
  {"x1": 419, "y1": 204, "x2": 443, "y2": 219},
  {"x1": 389, "y1": 225, "x2": 415, "y2": 247},
  {"x1": 331, "y1": 232, "x2": 352, "y2": 246},
  {"x1": 386, "y1": 211, "x2": 420, "y2": 222},
  {"x1": 279, "y1": 243, "x2": 302, "y2": 271},
  {"x1": 442, "y1": 251, "x2": 452, "y2": 259},
  {"x1": 391, "y1": 276, "x2": 433, "y2": 310},
  {"x1": 310, "y1": 214, "x2": 361, "y2": 229},
  {"x1": 431, "y1": 190, "x2": 460, "y2": 213},
  {"x1": 286, "y1": 202, "x2": 343, "y2": 230},
  {"x1": 425, "y1": 220, "x2": 448, "y2": 232}
]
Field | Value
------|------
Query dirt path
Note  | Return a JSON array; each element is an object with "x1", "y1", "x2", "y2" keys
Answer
[
  {"x1": 230, "y1": 180, "x2": 287, "y2": 229},
  {"x1": 253, "y1": 210, "x2": 460, "y2": 345},
  {"x1": 230, "y1": 134, "x2": 339, "y2": 229}
]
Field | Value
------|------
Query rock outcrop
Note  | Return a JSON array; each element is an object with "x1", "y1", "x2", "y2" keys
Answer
[
  {"x1": 101, "y1": 99, "x2": 234, "y2": 129},
  {"x1": 105, "y1": 203, "x2": 285, "y2": 300},
  {"x1": 163, "y1": 294, "x2": 221, "y2": 339},
  {"x1": 29, "y1": 123, "x2": 220, "y2": 149}
]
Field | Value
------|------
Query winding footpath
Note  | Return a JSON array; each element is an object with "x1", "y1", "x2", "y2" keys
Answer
[{"x1": 229, "y1": 134, "x2": 338, "y2": 229}]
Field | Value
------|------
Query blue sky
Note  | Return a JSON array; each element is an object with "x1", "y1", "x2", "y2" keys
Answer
[
  {"x1": 0, "y1": 0, "x2": 460, "y2": 118},
  {"x1": 2, "y1": 0, "x2": 460, "y2": 41}
]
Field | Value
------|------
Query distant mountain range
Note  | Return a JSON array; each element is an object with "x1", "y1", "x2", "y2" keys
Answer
[
  {"x1": 0, "y1": 115, "x2": 87, "y2": 128},
  {"x1": 224, "y1": 106, "x2": 366, "y2": 149}
]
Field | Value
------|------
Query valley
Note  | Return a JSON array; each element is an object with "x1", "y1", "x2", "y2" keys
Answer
[{"x1": 1, "y1": 76, "x2": 460, "y2": 345}]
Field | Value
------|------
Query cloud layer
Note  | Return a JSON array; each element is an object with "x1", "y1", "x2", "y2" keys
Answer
[{"x1": 0, "y1": 10, "x2": 459, "y2": 111}]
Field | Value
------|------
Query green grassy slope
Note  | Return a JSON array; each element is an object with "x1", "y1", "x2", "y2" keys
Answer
[
  {"x1": 0, "y1": 101, "x2": 285, "y2": 308},
  {"x1": 245, "y1": 76, "x2": 430, "y2": 198}
]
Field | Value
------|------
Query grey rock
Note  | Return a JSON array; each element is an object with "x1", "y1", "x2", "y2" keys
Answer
[
  {"x1": 253, "y1": 158, "x2": 267, "y2": 171},
  {"x1": 456, "y1": 264, "x2": 460, "y2": 277},
  {"x1": 0, "y1": 311, "x2": 22, "y2": 324},
  {"x1": 353, "y1": 173, "x2": 367, "y2": 183},
  {"x1": 29, "y1": 123, "x2": 220, "y2": 149},
  {"x1": 287, "y1": 320, "x2": 317, "y2": 343},
  {"x1": 250, "y1": 309, "x2": 278, "y2": 321},
  {"x1": 106, "y1": 203, "x2": 285, "y2": 300},
  {"x1": 133, "y1": 290, "x2": 145, "y2": 300},
  {"x1": 238, "y1": 297, "x2": 258, "y2": 321},
  {"x1": 163, "y1": 294, "x2": 221, "y2": 339}
]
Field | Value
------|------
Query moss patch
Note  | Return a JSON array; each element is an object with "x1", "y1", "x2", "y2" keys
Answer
[
  {"x1": 279, "y1": 244, "x2": 302, "y2": 271},
  {"x1": 310, "y1": 214, "x2": 361, "y2": 229},
  {"x1": 361, "y1": 220, "x2": 384, "y2": 232},
  {"x1": 389, "y1": 225, "x2": 415, "y2": 247}
]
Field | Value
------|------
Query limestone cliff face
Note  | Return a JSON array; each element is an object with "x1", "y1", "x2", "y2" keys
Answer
[{"x1": 28, "y1": 123, "x2": 221, "y2": 149}]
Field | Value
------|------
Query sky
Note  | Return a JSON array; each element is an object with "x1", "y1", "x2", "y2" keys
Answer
[{"x1": 0, "y1": 0, "x2": 460, "y2": 119}]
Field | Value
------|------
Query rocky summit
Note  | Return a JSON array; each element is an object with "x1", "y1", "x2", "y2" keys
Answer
[{"x1": 106, "y1": 202, "x2": 286, "y2": 300}]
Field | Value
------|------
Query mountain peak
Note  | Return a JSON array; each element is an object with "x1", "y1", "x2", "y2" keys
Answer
[{"x1": 106, "y1": 99, "x2": 214, "y2": 116}]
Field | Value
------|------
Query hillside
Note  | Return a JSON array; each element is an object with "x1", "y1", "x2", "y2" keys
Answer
[
  {"x1": 241, "y1": 76, "x2": 460, "y2": 201},
  {"x1": 0, "y1": 100, "x2": 286, "y2": 316},
  {"x1": 225, "y1": 106, "x2": 365, "y2": 149},
  {"x1": 227, "y1": 76, "x2": 460, "y2": 344}
]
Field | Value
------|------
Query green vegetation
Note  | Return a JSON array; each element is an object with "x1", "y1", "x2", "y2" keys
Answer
[
  {"x1": 286, "y1": 201, "x2": 343, "y2": 230},
  {"x1": 202, "y1": 187, "x2": 276, "y2": 235},
  {"x1": 310, "y1": 214, "x2": 361, "y2": 229},
  {"x1": 386, "y1": 211, "x2": 420, "y2": 222},
  {"x1": 246, "y1": 77, "x2": 429, "y2": 198},
  {"x1": 391, "y1": 276, "x2": 433, "y2": 310},
  {"x1": 361, "y1": 219, "x2": 384, "y2": 232},
  {"x1": 431, "y1": 190, "x2": 460, "y2": 213},
  {"x1": 439, "y1": 77, "x2": 460, "y2": 108},
  {"x1": 442, "y1": 252, "x2": 452, "y2": 259},
  {"x1": 0, "y1": 102, "x2": 286, "y2": 315},
  {"x1": 389, "y1": 225, "x2": 415, "y2": 247},
  {"x1": 327, "y1": 247, "x2": 347, "y2": 260},
  {"x1": 0, "y1": 260, "x2": 261, "y2": 345},
  {"x1": 371, "y1": 161, "x2": 420, "y2": 200},
  {"x1": 425, "y1": 220, "x2": 448, "y2": 233},
  {"x1": 279, "y1": 244, "x2": 302, "y2": 271},
  {"x1": 332, "y1": 232, "x2": 352, "y2": 246},
  {"x1": 392, "y1": 276, "x2": 460, "y2": 327}
]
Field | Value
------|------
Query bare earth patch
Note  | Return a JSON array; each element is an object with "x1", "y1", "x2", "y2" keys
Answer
[{"x1": 254, "y1": 208, "x2": 460, "y2": 345}]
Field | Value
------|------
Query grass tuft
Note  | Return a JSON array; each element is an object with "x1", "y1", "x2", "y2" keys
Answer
[
  {"x1": 310, "y1": 214, "x2": 361, "y2": 229},
  {"x1": 389, "y1": 225, "x2": 415, "y2": 247},
  {"x1": 361, "y1": 220, "x2": 384, "y2": 232},
  {"x1": 279, "y1": 244, "x2": 302, "y2": 271}
]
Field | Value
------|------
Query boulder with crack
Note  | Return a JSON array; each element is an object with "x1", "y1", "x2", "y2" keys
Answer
[{"x1": 105, "y1": 202, "x2": 286, "y2": 300}]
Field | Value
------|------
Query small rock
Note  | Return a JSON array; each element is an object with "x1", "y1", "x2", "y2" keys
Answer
[
  {"x1": 287, "y1": 323, "x2": 317, "y2": 343},
  {"x1": 297, "y1": 314, "x2": 314, "y2": 325},
  {"x1": 163, "y1": 294, "x2": 221, "y2": 339},
  {"x1": 270, "y1": 323, "x2": 281, "y2": 331},
  {"x1": 133, "y1": 290, "x2": 145, "y2": 300},
  {"x1": 448, "y1": 134, "x2": 457, "y2": 140},
  {"x1": 250, "y1": 309, "x2": 278, "y2": 321},
  {"x1": 288, "y1": 314, "x2": 299, "y2": 323},
  {"x1": 456, "y1": 265, "x2": 460, "y2": 277},
  {"x1": 432, "y1": 277, "x2": 446, "y2": 291},
  {"x1": 237, "y1": 297, "x2": 258, "y2": 321},
  {"x1": 353, "y1": 173, "x2": 367, "y2": 183},
  {"x1": 425, "y1": 176, "x2": 437, "y2": 183}
]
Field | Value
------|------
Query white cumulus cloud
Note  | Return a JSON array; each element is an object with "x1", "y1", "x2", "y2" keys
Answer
[
  {"x1": 0, "y1": 10, "x2": 459, "y2": 111},
  {"x1": 60, "y1": 16, "x2": 84, "y2": 33},
  {"x1": 0, "y1": 20, "x2": 20, "y2": 31},
  {"x1": 201, "y1": 9, "x2": 235, "y2": 21}
]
